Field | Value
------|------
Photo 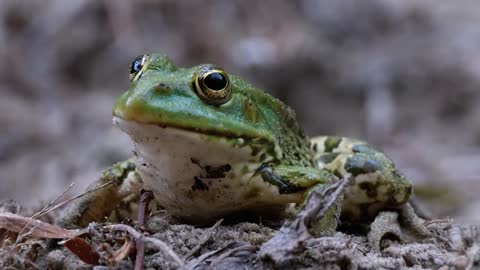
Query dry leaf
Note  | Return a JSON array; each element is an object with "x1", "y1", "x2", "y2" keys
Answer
[
  {"x1": 63, "y1": 237, "x2": 100, "y2": 265},
  {"x1": 0, "y1": 213, "x2": 84, "y2": 239},
  {"x1": 110, "y1": 236, "x2": 135, "y2": 263}
]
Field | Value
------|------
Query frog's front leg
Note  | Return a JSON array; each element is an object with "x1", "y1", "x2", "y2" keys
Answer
[
  {"x1": 56, "y1": 160, "x2": 142, "y2": 228},
  {"x1": 258, "y1": 164, "x2": 342, "y2": 236},
  {"x1": 310, "y1": 136, "x2": 413, "y2": 221}
]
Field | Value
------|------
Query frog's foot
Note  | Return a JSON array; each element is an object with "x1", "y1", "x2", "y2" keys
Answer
[
  {"x1": 56, "y1": 160, "x2": 142, "y2": 228},
  {"x1": 398, "y1": 202, "x2": 433, "y2": 238},
  {"x1": 367, "y1": 211, "x2": 402, "y2": 252},
  {"x1": 367, "y1": 203, "x2": 433, "y2": 252}
]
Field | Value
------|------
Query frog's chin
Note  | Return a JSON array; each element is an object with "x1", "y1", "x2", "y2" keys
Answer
[{"x1": 112, "y1": 117, "x2": 298, "y2": 223}]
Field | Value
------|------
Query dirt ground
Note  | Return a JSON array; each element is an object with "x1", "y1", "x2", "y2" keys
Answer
[
  {"x1": 1, "y1": 181, "x2": 479, "y2": 269},
  {"x1": 1, "y1": 0, "x2": 480, "y2": 269}
]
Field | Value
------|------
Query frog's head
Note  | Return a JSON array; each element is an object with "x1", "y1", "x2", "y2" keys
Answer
[
  {"x1": 114, "y1": 54, "x2": 279, "y2": 142},
  {"x1": 113, "y1": 54, "x2": 310, "y2": 165}
]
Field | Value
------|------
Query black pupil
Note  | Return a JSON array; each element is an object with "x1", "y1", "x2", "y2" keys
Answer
[
  {"x1": 130, "y1": 56, "x2": 143, "y2": 74},
  {"x1": 203, "y1": 72, "x2": 227, "y2": 91}
]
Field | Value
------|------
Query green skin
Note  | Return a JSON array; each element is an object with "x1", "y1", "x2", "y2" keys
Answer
[{"x1": 57, "y1": 54, "x2": 412, "y2": 234}]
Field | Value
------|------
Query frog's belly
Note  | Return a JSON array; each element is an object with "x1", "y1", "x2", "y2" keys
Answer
[{"x1": 114, "y1": 118, "x2": 301, "y2": 223}]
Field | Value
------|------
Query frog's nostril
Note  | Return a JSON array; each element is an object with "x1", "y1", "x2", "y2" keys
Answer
[{"x1": 153, "y1": 83, "x2": 170, "y2": 94}]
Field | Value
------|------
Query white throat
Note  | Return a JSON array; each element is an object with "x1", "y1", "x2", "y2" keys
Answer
[{"x1": 113, "y1": 117, "x2": 299, "y2": 223}]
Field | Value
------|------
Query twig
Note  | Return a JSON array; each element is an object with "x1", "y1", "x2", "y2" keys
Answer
[
  {"x1": 184, "y1": 219, "x2": 223, "y2": 261},
  {"x1": 134, "y1": 189, "x2": 154, "y2": 270},
  {"x1": 32, "y1": 182, "x2": 75, "y2": 219},
  {"x1": 210, "y1": 244, "x2": 258, "y2": 267},
  {"x1": 36, "y1": 179, "x2": 116, "y2": 216},
  {"x1": 106, "y1": 224, "x2": 184, "y2": 266},
  {"x1": 16, "y1": 182, "x2": 75, "y2": 244},
  {"x1": 136, "y1": 189, "x2": 154, "y2": 231},
  {"x1": 16, "y1": 179, "x2": 115, "y2": 244}
]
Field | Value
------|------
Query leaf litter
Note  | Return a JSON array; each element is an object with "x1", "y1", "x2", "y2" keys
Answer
[{"x1": 0, "y1": 176, "x2": 479, "y2": 269}]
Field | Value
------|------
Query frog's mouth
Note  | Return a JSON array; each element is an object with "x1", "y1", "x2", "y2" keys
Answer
[
  {"x1": 112, "y1": 116, "x2": 273, "y2": 144},
  {"x1": 113, "y1": 116, "x2": 280, "y2": 173}
]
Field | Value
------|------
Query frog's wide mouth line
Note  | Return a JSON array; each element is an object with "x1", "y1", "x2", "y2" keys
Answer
[{"x1": 112, "y1": 116, "x2": 271, "y2": 142}]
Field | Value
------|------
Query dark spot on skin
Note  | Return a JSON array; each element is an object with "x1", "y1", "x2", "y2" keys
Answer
[
  {"x1": 154, "y1": 83, "x2": 170, "y2": 94},
  {"x1": 257, "y1": 164, "x2": 304, "y2": 194},
  {"x1": 318, "y1": 153, "x2": 340, "y2": 164},
  {"x1": 392, "y1": 169, "x2": 403, "y2": 179},
  {"x1": 192, "y1": 176, "x2": 209, "y2": 191},
  {"x1": 358, "y1": 182, "x2": 378, "y2": 198},
  {"x1": 191, "y1": 158, "x2": 231, "y2": 178},
  {"x1": 251, "y1": 147, "x2": 260, "y2": 156},
  {"x1": 296, "y1": 140, "x2": 303, "y2": 148},
  {"x1": 142, "y1": 163, "x2": 147, "y2": 167},
  {"x1": 352, "y1": 144, "x2": 378, "y2": 155},
  {"x1": 205, "y1": 164, "x2": 231, "y2": 178},
  {"x1": 333, "y1": 170, "x2": 343, "y2": 178},
  {"x1": 324, "y1": 137, "x2": 342, "y2": 152},
  {"x1": 345, "y1": 155, "x2": 381, "y2": 176}
]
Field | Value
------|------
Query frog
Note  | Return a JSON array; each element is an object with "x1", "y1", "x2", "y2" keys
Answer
[{"x1": 57, "y1": 54, "x2": 414, "y2": 236}]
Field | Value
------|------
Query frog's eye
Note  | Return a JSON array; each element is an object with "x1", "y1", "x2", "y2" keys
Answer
[
  {"x1": 129, "y1": 54, "x2": 149, "y2": 82},
  {"x1": 194, "y1": 67, "x2": 232, "y2": 105}
]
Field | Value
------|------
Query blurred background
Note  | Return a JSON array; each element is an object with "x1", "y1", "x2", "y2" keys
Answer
[{"x1": 1, "y1": 0, "x2": 480, "y2": 224}]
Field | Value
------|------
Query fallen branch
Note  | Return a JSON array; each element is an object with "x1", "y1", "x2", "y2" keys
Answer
[
  {"x1": 184, "y1": 218, "x2": 223, "y2": 261},
  {"x1": 106, "y1": 223, "x2": 184, "y2": 267},
  {"x1": 134, "y1": 189, "x2": 154, "y2": 270}
]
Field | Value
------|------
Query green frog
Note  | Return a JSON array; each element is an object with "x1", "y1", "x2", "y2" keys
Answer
[{"x1": 58, "y1": 54, "x2": 412, "y2": 234}]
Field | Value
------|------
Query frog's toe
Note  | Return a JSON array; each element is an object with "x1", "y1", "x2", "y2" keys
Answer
[
  {"x1": 367, "y1": 211, "x2": 403, "y2": 252},
  {"x1": 399, "y1": 203, "x2": 433, "y2": 238},
  {"x1": 367, "y1": 204, "x2": 433, "y2": 252}
]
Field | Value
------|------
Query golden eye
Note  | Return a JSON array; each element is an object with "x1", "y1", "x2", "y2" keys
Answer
[
  {"x1": 194, "y1": 66, "x2": 232, "y2": 105},
  {"x1": 129, "y1": 54, "x2": 149, "y2": 82}
]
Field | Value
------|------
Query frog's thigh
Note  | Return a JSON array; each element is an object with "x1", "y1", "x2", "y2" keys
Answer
[
  {"x1": 311, "y1": 136, "x2": 412, "y2": 221},
  {"x1": 258, "y1": 165, "x2": 341, "y2": 235},
  {"x1": 56, "y1": 160, "x2": 142, "y2": 228}
]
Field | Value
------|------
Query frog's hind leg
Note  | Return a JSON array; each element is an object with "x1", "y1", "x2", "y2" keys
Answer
[
  {"x1": 56, "y1": 160, "x2": 143, "y2": 228},
  {"x1": 311, "y1": 136, "x2": 433, "y2": 242},
  {"x1": 310, "y1": 136, "x2": 412, "y2": 222}
]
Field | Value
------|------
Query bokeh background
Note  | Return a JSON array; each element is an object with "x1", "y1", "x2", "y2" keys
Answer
[{"x1": 1, "y1": 0, "x2": 480, "y2": 224}]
